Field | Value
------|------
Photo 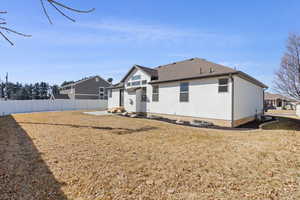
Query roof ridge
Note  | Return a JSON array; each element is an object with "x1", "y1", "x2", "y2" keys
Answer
[
  {"x1": 155, "y1": 57, "x2": 214, "y2": 69},
  {"x1": 61, "y1": 75, "x2": 110, "y2": 88},
  {"x1": 135, "y1": 64, "x2": 157, "y2": 71}
]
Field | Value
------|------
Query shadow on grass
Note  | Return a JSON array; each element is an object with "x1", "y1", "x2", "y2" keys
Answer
[
  {"x1": 18, "y1": 121, "x2": 159, "y2": 135},
  {"x1": 0, "y1": 116, "x2": 68, "y2": 200},
  {"x1": 261, "y1": 116, "x2": 300, "y2": 131}
]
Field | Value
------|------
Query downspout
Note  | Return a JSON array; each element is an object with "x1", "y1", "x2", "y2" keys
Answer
[
  {"x1": 263, "y1": 89, "x2": 266, "y2": 115},
  {"x1": 230, "y1": 74, "x2": 234, "y2": 128}
]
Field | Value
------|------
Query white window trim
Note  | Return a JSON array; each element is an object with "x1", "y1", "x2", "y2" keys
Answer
[
  {"x1": 179, "y1": 82, "x2": 189, "y2": 102},
  {"x1": 218, "y1": 78, "x2": 229, "y2": 93}
]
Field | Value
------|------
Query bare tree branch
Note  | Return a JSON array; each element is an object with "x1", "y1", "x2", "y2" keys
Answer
[
  {"x1": 0, "y1": 11, "x2": 31, "y2": 46},
  {"x1": 40, "y1": 0, "x2": 53, "y2": 24},
  {"x1": 48, "y1": 1, "x2": 76, "y2": 22},
  {"x1": 41, "y1": 0, "x2": 95, "y2": 24},
  {"x1": 0, "y1": 31, "x2": 13, "y2": 45},
  {"x1": 49, "y1": 0, "x2": 95, "y2": 13},
  {"x1": 0, "y1": 1, "x2": 95, "y2": 46}
]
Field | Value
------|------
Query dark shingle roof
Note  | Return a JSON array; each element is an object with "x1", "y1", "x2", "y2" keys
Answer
[
  {"x1": 112, "y1": 57, "x2": 268, "y2": 89},
  {"x1": 61, "y1": 75, "x2": 110, "y2": 88},
  {"x1": 152, "y1": 58, "x2": 237, "y2": 83},
  {"x1": 149, "y1": 58, "x2": 267, "y2": 88}
]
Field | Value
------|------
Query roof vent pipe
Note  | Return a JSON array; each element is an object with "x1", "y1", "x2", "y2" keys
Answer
[{"x1": 209, "y1": 68, "x2": 214, "y2": 73}]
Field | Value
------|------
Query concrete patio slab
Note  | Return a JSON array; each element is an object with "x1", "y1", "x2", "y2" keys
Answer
[{"x1": 83, "y1": 111, "x2": 112, "y2": 116}]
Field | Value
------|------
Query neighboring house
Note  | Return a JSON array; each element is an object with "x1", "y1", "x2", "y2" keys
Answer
[
  {"x1": 108, "y1": 58, "x2": 268, "y2": 127},
  {"x1": 264, "y1": 92, "x2": 298, "y2": 110},
  {"x1": 53, "y1": 94, "x2": 70, "y2": 100},
  {"x1": 59, "y1": 76, "x2": 111, "y2": 100}
]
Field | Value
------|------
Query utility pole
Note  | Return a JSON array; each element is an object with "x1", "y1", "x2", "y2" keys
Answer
[
  {"x1": 4, "y1": 73, "x2": 8, "y2": 101},
  {"x1": 0, "y1": 77, "x2": 2, "y2": 100}
]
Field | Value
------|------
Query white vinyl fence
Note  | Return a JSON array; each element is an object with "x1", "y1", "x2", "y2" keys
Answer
[
  {"x1": 0, "y1": 99, "x2": 107, "y2": 116},
  {"x1": 297, "y1": 104, "x2": 300, "y2": 117}
]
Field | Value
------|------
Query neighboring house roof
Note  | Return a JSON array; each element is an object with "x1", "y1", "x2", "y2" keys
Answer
[
  {"x1": 110, "y1": 57, "x2": 268, "y2": 89},
  {"x1": 53, "y1": 94, "x2": 70, "y2": 99},
  {"x1": 108, "y1": 82, "x2": 124, "y2": 89},
  {"x1": 60, "y1": 75, "x2": 110, "y2": 89},
  {"x1": 265, "y1": 92, "x2": 298, "y2": 102}
]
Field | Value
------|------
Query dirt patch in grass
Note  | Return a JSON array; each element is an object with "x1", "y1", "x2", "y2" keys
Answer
[{"x1": 1, "y1": 111, "x2": 300, "y2": 200}]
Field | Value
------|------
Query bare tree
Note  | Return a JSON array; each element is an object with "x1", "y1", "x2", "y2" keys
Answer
[
  {"x1": 0, "y1": 0, "x2": 95, "y2": 45},
  {"x1": 274, "y1": 33, "x2": 300, "y2": 101}
]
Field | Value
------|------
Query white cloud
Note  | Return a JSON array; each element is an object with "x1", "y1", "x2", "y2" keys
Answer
[{"x1": 29, "y1": 18, "x2": 245, "y2": 47}]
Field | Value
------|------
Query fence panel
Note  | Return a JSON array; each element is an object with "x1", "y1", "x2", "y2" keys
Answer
[{"x1": 0, "y1": 99, "x2": 107, "y2": 116}]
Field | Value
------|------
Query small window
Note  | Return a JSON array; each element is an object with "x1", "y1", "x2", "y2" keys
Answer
[
  {"x1": 141, "y1": 88, "x2": 147, "y2": 102},
  {"x1": 131, "y1": 75, "x2": 141, "y2": 81},
  {"x1": 99, "y1": 87, "x2": 106, "y2": 100},
  {"x1": 152, "y1": 85, "x2": 159, "y2": 102},
  {"x1": 180, "y1": 82, "x2": 189, "y2": 102},
  {"x1": 218, "y1": 78, "x2": 228, "y2": 93},
  {"x1": 142, "y1": 80, "x2": 147, "y2": 85}
]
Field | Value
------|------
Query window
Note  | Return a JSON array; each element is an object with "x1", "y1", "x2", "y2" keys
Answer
[
  {"x1": 131, "y1": 81, "x2": 141, "y2": 86},
  {"x1": 180, "y1": 82, "x2": 189, "y2": 102},
  {"x1": 218, "y1": 78, "x2": 228, "y2": 93},
  {"x1": 142, "y1": 80, "x2": 147, "y2": 85},
  {"x1": 131, "y1": 75, "x2": 141, "y2": 80},
  {"x1": 141, "y1": 87, "x2": 147, "y2": 102},
  {"x1": 99, "y1": 87, "x2": 107, "y2": 100},
  {"x1": 152, "y1": 85, "x2": 159, "y2": 102},
  {"x1": 127, "y1": 82, "x2": 131, "y2": 87}
]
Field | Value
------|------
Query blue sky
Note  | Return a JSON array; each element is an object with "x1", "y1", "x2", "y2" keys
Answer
[{"x1": 1, "y1": 0, "x2": 300, "y2": 90}]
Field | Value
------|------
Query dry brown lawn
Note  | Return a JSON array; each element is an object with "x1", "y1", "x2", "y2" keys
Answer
[{"x1": 1, "y1": 111, "x2": 300, "y2": 200}]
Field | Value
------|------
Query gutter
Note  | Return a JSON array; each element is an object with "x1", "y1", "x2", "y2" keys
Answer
[
  {"x1": 263, "y1": 89, "x2": 266, "y2": 115},
  {"x1": 149, "y1": 72, "x2": 239, "y2": 84},
  {"x1": 149, "y1": 71, "x2": 268, "y2": 89}
]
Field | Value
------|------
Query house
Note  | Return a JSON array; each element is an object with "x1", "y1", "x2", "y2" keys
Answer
[
  {"x1": 59, "y1": 76, "x2": 111, "y2": 100},
  {"x1": 264, "y1": 92, "x2": 298, "y2": 110},
  {"x1": 108, "y1": 58, "x2": 268, "y2": 127}
]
